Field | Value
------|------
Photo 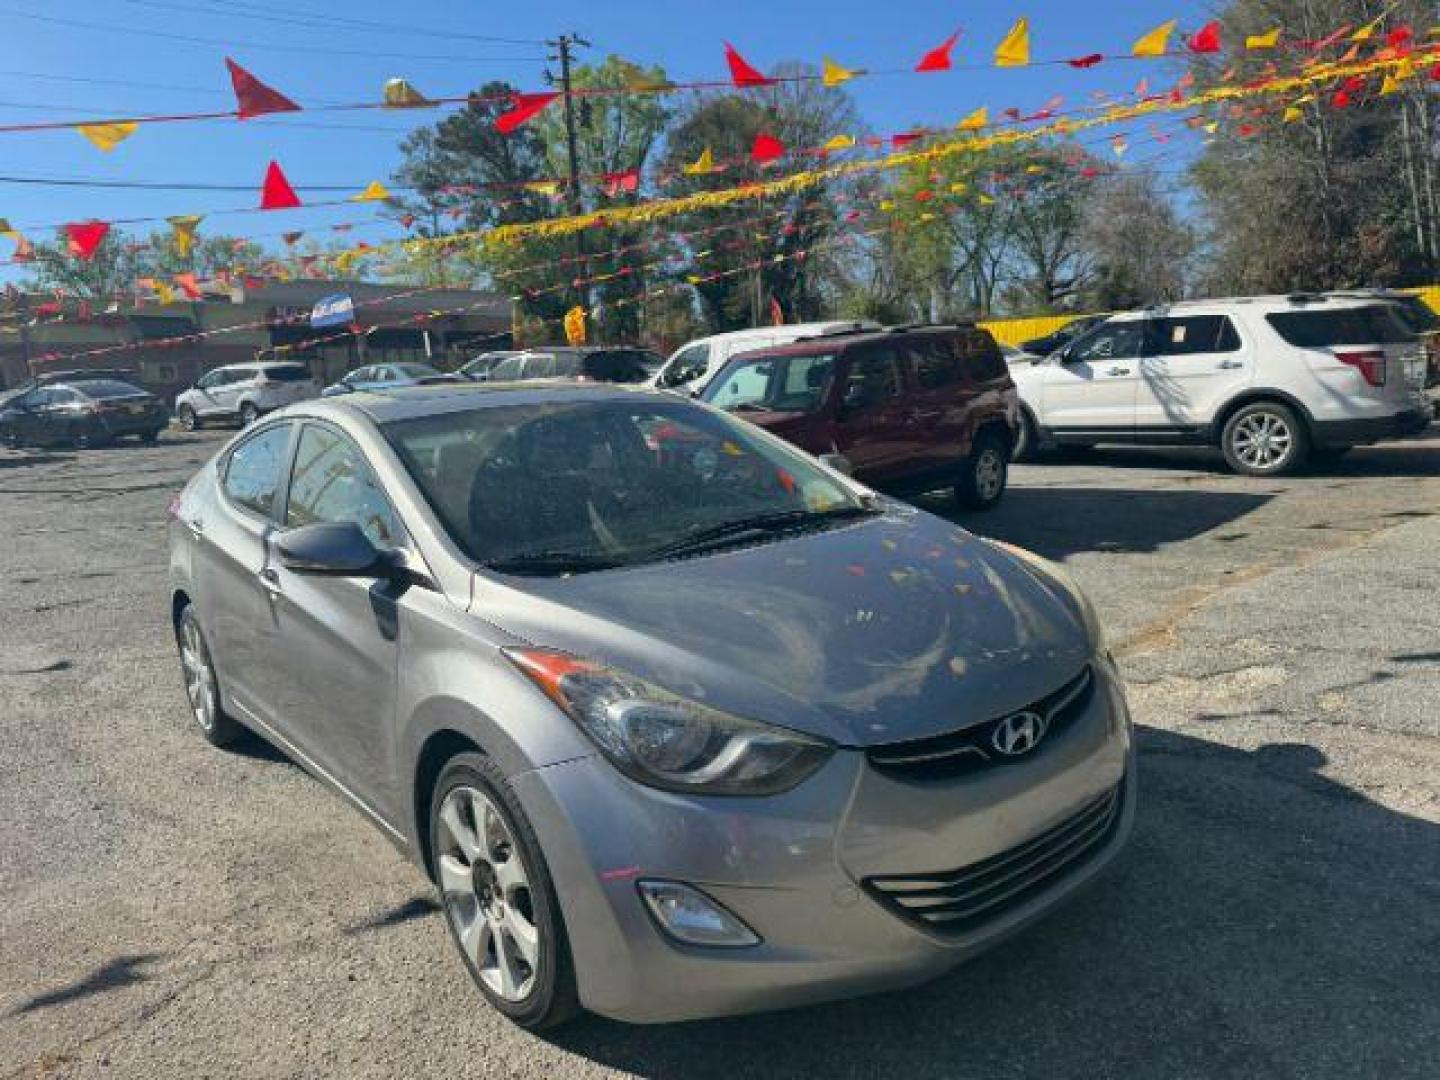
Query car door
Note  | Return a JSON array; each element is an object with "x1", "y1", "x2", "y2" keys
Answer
[
  {"x1": 264, "y1": 421, "x2": 406, "y2": 799},
  {"x1": 197, "y1": 421, "x2": 296, "y2": 725},
  {"x1": 829, "y1": 344, "x2": 914, "y2": 485},
  {"x1": 1136, "y1": 314, "x2": 1249, "y2": 431},
  {"x1": 189, "y1": 368, "x2": 226, "y2": 417},
  {"x1": 904, "y1": 334, "x2": 980, "y2": 480},
  {"x1": 10, "y1": 389, "x2": 53, "y2": 444},
  {"x1": 212, "y1": 367, "x2": 251, "y2": 416},
  {"x1": 1035, "y1": 320, "x2": 1146, "y2": 436}
]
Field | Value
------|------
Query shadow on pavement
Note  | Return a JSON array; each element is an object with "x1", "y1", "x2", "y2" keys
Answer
[
  {"x1": 924, "y1": 486, "x2": 1273, "y2": 561},
  {"x1": 11, "y1": 954, "x2": 163, "y2": 1016},
  {"x1": 555, "y1": 729, "x2": 1440, "y2": 1079},
  {"x1": 1025, "y1": 438, "x2": 1440, "y2": 478}
]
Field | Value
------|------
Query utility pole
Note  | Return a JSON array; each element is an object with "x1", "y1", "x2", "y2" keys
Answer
[{"x1": 547, "y1": 33, "x2": 591, "y2": 323}]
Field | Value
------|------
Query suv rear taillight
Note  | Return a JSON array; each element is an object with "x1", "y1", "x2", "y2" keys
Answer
[{"x1": 1336, "y1": 350, "x2": 1386, "y2": 387}]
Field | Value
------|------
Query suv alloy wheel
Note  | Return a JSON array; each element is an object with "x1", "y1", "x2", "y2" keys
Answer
[
  {"x1": 1221, "y1": 401, "x2": 1309, "y2": 476},
  {"x1": 239, "y1": 401, "x2": 260, "y2": 426}
]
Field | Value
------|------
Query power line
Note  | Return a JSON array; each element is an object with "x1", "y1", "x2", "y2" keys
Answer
[{"x1": 0, "y1": 7, "x2": 549, "y2": 63}]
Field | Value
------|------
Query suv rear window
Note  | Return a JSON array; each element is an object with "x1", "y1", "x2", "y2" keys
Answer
[
  {"x1": 1266, "y1": 306, "x2": 1415, "y2": 347},
  {"x1": 262, "y1": 365, "x2": 313, "y2": 382}
]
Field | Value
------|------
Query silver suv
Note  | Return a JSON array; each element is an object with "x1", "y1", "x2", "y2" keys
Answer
[
  {"x1": 174, "y1": 362, "x2": 319, "y2": 429},
  {"x1": 167, "y1": 382, "x2": 1135, "y2": 1028}
]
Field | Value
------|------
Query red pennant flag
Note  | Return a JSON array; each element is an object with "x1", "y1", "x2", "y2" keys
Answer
[
  {"x1": 724, "y1": 42, "x2": 772, "y2": 87},
  {"x1": 173, "y1": 273, "x2": 203, "y2": 299},
  {"x1": 750, "y1": 132, "x2": 786, "y2": 164},
  {"x1": 225, "y1": 58, "x2": 301, "y2": 119},
  {"x1": 1188, "y1": 21, "x2": 1222, "y2": 54},
  {"x1": 1238, "y1": 124, "x2": 1258, "y2": 137},
  {"x1": 600, "y1": 169, "x2": 639, "y2": 197},
  {"x1": 1431, "y1": 62, "x2": 1440, "y2": 81},
  {"x1": 892, "y1": 130, "x2": 924, "y2": 149},
  {"x1": 1067, "y1": 53, "x2": 1104, "y2": 69},
  {"x1": 400, "y1": 214, "x2": 417, "y2": 229},
  {"x1": 1386, "y1": 26, "x2": 1414, "y2": 49},
  {"x1": 495, "y1": 91, "x2": 558, "y2": 134},
  {"x1": 282, "y1": 231, "x2": 303, "y2": 245},
  {"x1": 64, "y1": 220, "x2": 110, "y2": 260},
  {"x1": 259, "y1": 160, "x2": 302, "y2": 209},
  {"x1": 1332, "y1": 89, "x2": 1352, "y2": 109},
  {"x1": 915, "y1": 31, "x2": 961, "y2": 72}
]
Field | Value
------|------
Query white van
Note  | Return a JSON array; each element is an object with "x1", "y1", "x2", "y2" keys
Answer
[{"x1": 652, "y1": 321, "x2": 877, "y2": 393}]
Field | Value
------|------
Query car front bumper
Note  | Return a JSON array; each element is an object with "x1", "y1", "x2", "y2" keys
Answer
[{"x1": 512, "y1": 660, "x2": 1136, "y2": 1024}]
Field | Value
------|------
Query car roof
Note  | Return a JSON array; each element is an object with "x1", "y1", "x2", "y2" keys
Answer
[
  {"x1": 685, "y1": 321, "x2": 872, "y2": 347},
  {"x1": 1103, "y1": 295, "x2": 1402, "y2": 321},
  {"x1": 296, "y1": 380, "x2": 672, "y2": 424},
  {"x1": 724, "y1": 323, "x2": 981, "y2": 359}
]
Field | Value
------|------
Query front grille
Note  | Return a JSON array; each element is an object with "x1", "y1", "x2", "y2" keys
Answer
[
  {"x1": 867, "y1": 664, "x2": 1095, "y2": 780},
  {"x1": 864, "y1": 784, "x2": 1123, "y2": 936}
]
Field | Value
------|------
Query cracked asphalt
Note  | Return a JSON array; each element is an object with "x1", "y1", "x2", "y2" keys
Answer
[{"x1": 2, "y1": 431, "x2": 1438, "y2": 1079}]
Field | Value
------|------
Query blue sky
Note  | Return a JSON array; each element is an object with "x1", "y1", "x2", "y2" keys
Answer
[{"x1": 0, "y1": 0, "x2": 1207, "y2": 283}]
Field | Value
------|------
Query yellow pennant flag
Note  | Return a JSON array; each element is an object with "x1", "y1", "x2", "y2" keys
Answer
[
  {"x1": 382, "y1": 78, "x2": 433, "y2": 108},
  {"x1": 154, "y1": 281, "x2": 177, "y2": 305},
  {"x1": 1246, "y1": 28, "x2": 1281, "y2": 49},
  {"x1": 948, "y1": 182, "x2": 968, "y2": 194},
  {"x1": 1283, "y1": 106, "x2": 1304, "y2": 122},
  {"x1": 167, "y1": 215, "x2": 203, "y2": 257},
  {"x1": 1203, "y1": 121, "x2": 1219, "y2": 134},
  {"x1": 957, "y1": 105, "x2": 989, "y2": 132},
  {"x1": 1024, "y1": 163, "x2": 1044, "y2": 174},
  {"x1": 352, "y1": 180, "x2": 391, "y2": 202},
  {"x1": 1380, "y1": 75, "x2": 1401, "y2": 95},
  {"x1": 77, "y1": 121, "x2": 138, "y2": 152},
  {"x1": 563, "y1": 305, "x2": 587, "y2": 345},
  {"x1": 682, "y1": 147, "x2": 716, "y2": 175},
  {"x1": 994, "y1": 18, "x2": 1030, "y2": 67},
  {"x1": 978, "y1": 194, "x2": 996, "y2": 206},
  {"x1": 822, "y1": 57, "x2": 858, "y2": 87},
  {"x1": 525, "y1": 180, "x2": 562, "y2": 196},
  {"x1": 822, "y1": 134, "x2": 856, "y2": 152},
  {"x1": 0, "y1": 217, "x2": 14, "y2": 237},
  {"x1": 1132, "y1": 19, "x2": 1177, "y2": 57},
  {"x1": 1352, "y1": 17, "x2": 1383, "y2": 42}
]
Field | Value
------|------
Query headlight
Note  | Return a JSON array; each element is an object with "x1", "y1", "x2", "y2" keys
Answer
[
  {"x1": 988, "y1": 540, "x2": 1108, "y2": 655},
  {"x1": 504, "y1": 649, "x2": 834, "y2": 796}
]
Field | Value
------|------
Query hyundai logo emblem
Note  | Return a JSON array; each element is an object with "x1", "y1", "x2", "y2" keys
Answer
[{"x1": 990, "y1": 710, "x2": 1049, "y2": 757}]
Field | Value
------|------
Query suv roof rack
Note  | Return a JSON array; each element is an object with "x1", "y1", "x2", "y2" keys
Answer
[
  {"x1": 885, "y1": 321, "x2": 977, "y2": 333},
  {"x1": 791, "y1": 322, "x2": 876, "y2": 342}
]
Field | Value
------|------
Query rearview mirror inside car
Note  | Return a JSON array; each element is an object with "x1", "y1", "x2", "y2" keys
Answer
[{"x1": 275, "y1": 522, "x2": 390, "y2": 577}]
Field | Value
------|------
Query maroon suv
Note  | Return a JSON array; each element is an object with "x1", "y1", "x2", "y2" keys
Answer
[{"x1": 699, "y1": 324, "x2": 1019, "y2": 509}]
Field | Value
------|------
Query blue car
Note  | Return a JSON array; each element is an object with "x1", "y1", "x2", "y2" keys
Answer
[{"x1": 321, "y1": 362, "x2": 463, "y2": 398}]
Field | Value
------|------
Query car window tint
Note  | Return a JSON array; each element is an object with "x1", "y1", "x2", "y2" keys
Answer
[
  {"x1": 1070, "y1": 322, "x2": 1145, "y2": 361},
  {"x1": 223, "y1": 424, "x2": 291, "y2": 518},
  {"x1": 285, "y1": 425, "x2": 404, "y2": 549},
  {"x1": 1148, "y1": 315, "x2": 1242, "y2": 355},
  {"x1": 659, "y1": 343, "x2": 710, "y2": 387},
  {"x1": 198, "y1": 369, "x2": 226, "y2": 389},
  {"x1": 959, "y1": 331, "x2": 1007, "y2": 381},
  {"x1": 525, "y1": 355, "x2": 557, "y2": 379},
  {"x1": 28, "y1": 389, "x2": 55, "y2": 407},
  {"x1": 490, "y1": 356, "x2": 525, "y2": 380},
  {"x1": 842, "y1": 348, "x2": 904, "y2": 409},
  {"x1": 47, "y1": 388, "x2": 80, "y2": 405},
  {"x1": 912, "y1": 339, "x2": 960, "y2": 390},
  {"x1": 264, "y1": 365, "x2": 312, "y2": 383},
  {"x1": 1266, "y1": 306, "x2": 1415, "y2": 347}
]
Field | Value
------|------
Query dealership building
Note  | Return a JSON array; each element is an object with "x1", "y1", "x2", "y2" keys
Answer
[{"x1": 0, "y1": 280, "x2": 512, "y2": 398}]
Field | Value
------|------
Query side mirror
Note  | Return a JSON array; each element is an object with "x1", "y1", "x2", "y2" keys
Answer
[
  {"x1": 819, "y1": 453, "x2": 854, "y2": 476},
  {"x1": 275, "y1": 522, "x2": 391, "y2": 577}
]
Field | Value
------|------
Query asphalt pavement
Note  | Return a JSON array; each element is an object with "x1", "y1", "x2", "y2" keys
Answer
[{"x1": 2, "y1": 431, "x2": 1438, "y2": 1079}]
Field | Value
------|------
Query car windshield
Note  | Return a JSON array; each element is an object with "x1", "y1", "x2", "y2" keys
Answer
[
  {"x1": 702, "y1": 353, "x2": 837, "y2": 413},
  {"x1": 67, "y1": 379, "x2": 146, "y2": 398},
  {"x1": 262, "y1": 366, "x2": 313, "y2": 382},
  {"x1": 384, "y1": 397, "x2": 866, "y2": 574}
]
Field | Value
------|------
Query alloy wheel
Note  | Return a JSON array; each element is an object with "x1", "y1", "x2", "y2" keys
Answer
[
  {"x1": 1231, "y1": 411, "x2": 1293, "y2": 471},
  {"x1": 974, "y1": 448, "x2": 1006, "y2": 501},
  {"x1": 436, "y1": 786, "x2": 541, "y2": 1003},
  {"x1": 178, "y1": 615, "x2": 217, "y2": 733}
]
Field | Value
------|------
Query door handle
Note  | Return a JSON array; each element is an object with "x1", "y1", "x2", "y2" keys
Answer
[
  {"x1": 1106, "y1": 366, "x2": 1132, "y2": 376},
  {"x1": 1218, "y1": 360, "x2": 1244, "y2": 370}
]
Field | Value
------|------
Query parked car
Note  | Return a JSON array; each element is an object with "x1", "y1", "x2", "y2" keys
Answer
[
  {"x1": 481, "y1": 346, "x2": 665, "y2": 385},
  {"x1": 701, "y1": 323, "x2": 1019, "y2": 510},
  {"x1": 321, "y1": 362, "x2": 462, "y2": 398},
  {"x1": 1016, "y1": 314, "x2": 1110, "y2": 359},
  {"x1": 175, "y1": 362, "x2": 320, "y2": 430},
  {"x1": 460, "y1": 351, "x2": 521, "y2": 380},
  {"x1": 0, "y1": 377, "x2": 168, "y2": 448},
  {"x1": 651, "y1": 321, "x2": 878, "y2": 394},
  {"x1": 1009, "y1": 295, "x2": 1432, "y2": 475},
  {"x1": 168, "y1": 381, "x2": 1134, "y2": 1029}
]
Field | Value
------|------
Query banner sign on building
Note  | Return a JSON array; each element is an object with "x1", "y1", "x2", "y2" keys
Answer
[{"x1": 310, "y1": 293, "x2": 355, "y2": 329}]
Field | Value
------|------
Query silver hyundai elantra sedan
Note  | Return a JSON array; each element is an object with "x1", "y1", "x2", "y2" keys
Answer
[{"x1": 167, "y1": 381, "x2": 1135, "y2": 1029}]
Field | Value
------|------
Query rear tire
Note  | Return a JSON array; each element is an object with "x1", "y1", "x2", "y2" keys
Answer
[
  {"x1": 0, "y1": 425, "x2": 18, "y2": 449},
  {"x1": 956, "y1": 428, "x2": 1010, "y2": 511},
  {"x1": 175, "y1": 605, "x2": 242, "y2": 748},
  {"x1": 238, "y1": 402, "x2": 259, "y2": 427},
  {"x1": 430, "y1": 752, "x2": 580, "y2": 1031},
  {"x1": 140, "y1": 429, "x2": 161, "y2": 444},
  {"x1": 1221, "y1": 401, "x2": 1309, "y2": 476},
  {"x1": 177, "y1": 405, "x2": 200, "y2": 431}
]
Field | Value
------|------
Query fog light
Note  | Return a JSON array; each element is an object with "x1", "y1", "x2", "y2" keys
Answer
[{"x1": 637, "y1": 880, "x2": 760, "y2": 947}]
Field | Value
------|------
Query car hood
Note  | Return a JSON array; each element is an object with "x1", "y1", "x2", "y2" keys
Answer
[{"x1": 475, "y1": 507, "x2": 1092, "y2": 747}]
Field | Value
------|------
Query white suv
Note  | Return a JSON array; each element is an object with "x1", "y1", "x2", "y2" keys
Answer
[
  {"x1": 651, "y1": 321, "x2": 877, "y2": 394},
  {"x1": 1010, "y1": 295, "x2": 1432, "y2": 475},
  {"x1": 174, "y1": 362, "x2": 320, "y2": 430}
]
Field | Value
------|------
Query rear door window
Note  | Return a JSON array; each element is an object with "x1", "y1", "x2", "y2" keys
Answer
[
  {"x1": 490, "y1": 356, "x2": 525, "y2": 380},
  {"x1": 911, "y1": 338, "x2": 961, "y2": 390},
  {"x1": 957, "y1": 330, "x2": 1007, "y2": 382},
  {"x1": 1266, "y1": 306, "x2": 1414, "y2": 347},
  {"x1": 223, "y1": 423, "x2": 293, "y2": 519},
  {"x1": 1147, "y1": 315, "x2": 1242, "y2": 355},
  {"x1": 841, "y1": 347, "x2": 904, "y2": 411}
]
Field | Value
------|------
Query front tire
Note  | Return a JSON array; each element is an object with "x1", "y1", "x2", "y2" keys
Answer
[
  {"x1": 430, "y1": 753, "x2": 579, "y2": 1031},
  {"x1": 177, "y1": 405, "x2": 200, "y2": 431},
  {"x1": 956, "y1": 428, "x2": 1010, "y2": 510},
  {"x1": 238, "y1": 401, "x2": 260, "y2": 426},
  {"x1": 175, "y1": 606, "x2": 242, "y2": 747},
  {"x1": 1221, "y1": 402, "x2": 1309, "y2": 476}
]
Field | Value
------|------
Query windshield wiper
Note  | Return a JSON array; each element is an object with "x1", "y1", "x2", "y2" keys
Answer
[
  {"x1": 484, "y1": 550, "x2": 627, "y2": 576},
  {"x1": 646, "y1": 505, "x2": 878, "y2": 560}
]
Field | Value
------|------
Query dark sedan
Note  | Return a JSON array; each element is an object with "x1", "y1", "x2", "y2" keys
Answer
[{"x1": 0, "y1": 378, "x2": 169, "y2": 448}]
